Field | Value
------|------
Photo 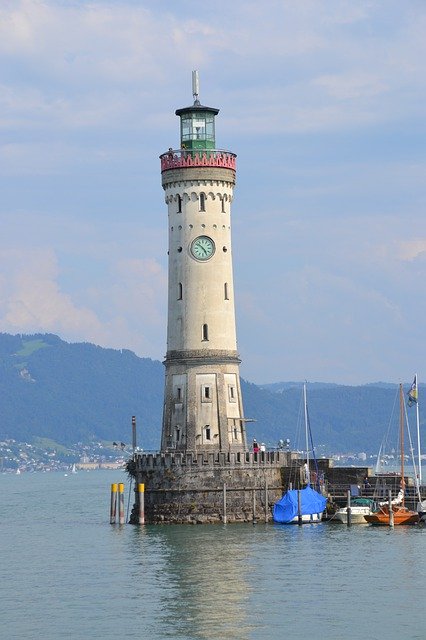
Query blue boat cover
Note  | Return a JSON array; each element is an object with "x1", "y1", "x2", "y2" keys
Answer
[{"x1": 273, "y1": 486, "x2": 327, "y2": 523}]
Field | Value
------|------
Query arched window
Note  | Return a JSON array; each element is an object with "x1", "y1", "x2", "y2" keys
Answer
[
  {"x1": 178, "y1": 283, "x2": 183, "y2": 300},
  {"x1": 177, "y1": 194, "x2": 182, "y2": 213},
  {"x1": 202, "y1": 324, "x2": 209, "y2": 341},
  {"x1": 205, "y1": 425, "x2": 211, "y2": 441},
  {"x1": 221, "y1": 197, "x2": 226, "y2": 213},
  {"x1": 199, "y1": 193, "x2": 206, "y2": 212},
  {"x1": 224, "y1": 283, "x2": 229, "y2": 300}
]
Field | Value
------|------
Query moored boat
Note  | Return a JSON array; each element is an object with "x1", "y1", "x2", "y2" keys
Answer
[
  {"x1": 365, "y1": 384, "x2": 419, "y2": 526},
  {"x1": 273, "y1": 382, "x2": 327, "y2": 524},
  {"x1": 334, "y1": 497, "x2": 376, "y2": 524}
]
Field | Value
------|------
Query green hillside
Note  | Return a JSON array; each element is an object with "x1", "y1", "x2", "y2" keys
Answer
[{"x1": 0, "y1": 333, "x2": 422, "y2": 454}]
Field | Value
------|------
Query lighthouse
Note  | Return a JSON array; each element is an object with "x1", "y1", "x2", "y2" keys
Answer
[
  {"x1": 160, "y1": 72, "x2": 247, "y2": 453},
  {"x1": 129, "y1": 74, "x2": 287, "y2": 525}
]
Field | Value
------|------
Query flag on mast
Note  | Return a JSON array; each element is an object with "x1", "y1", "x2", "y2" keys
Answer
[{"x1": 408, "y1": 375, "x2": 418, "y2": 406}]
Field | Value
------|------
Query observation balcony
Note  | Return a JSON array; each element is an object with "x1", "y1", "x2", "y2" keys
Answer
[{"x1": 160, "y1": 148, "x2": 236, "y2": 172}]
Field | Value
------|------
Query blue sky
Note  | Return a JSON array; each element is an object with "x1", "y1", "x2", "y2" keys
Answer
[{"x1": 0, "y1": 0, "x2": 425, "y2": 384}]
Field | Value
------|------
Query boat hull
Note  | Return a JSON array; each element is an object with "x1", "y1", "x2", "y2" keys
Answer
[
  {"x1": 364, "y1": 505, "x2": 419, "y2": 526},
  {"x1": 283, "y1": 512, "x2": 323, "y2": 525},
  {"x1": 334, "y1": 508, "x2": 371, "y2": 524}
]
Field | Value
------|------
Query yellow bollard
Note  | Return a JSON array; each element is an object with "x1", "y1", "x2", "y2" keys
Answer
[
  {"x1": 138, "y1": 483, "x2": 145, "y2": 525},
  {"x1": 118, "y1": 483, "x2": 125, "y2": 524},
  {"x1": 110, "y1": 483, "x2": 118, "y2": 524}
]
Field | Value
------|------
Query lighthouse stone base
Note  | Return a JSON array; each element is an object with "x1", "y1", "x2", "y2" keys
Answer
[{"x1": 128, "y1": 451, "x2": 292, "y2": 524}]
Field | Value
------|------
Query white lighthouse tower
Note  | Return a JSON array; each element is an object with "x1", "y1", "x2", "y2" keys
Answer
[{"x1": 160, "y1": 72, "x2": 247, "y2": 453}]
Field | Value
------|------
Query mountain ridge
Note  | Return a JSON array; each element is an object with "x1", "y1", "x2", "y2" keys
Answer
[{"x1": 0, "y1": 332, "x2": 422, "y2": 454}]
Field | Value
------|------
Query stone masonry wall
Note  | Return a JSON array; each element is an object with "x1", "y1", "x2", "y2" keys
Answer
[{"x1": 127, "y1": 451, "x2": 291, "y2": 524}]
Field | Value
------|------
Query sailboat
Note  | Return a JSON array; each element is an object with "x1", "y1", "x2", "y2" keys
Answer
[
  {"x1": 71, "y1": 463, "x2": 77, "y2": 474},
  {"x1": 408, "y1": 375, "x2": 426, "y2": 521},
  {"x1": 365, "y1": 384, "x2": 419, "y2": 526},
  {"x1": 273, "y1": 383, "x2": 327, "y2": 524}
]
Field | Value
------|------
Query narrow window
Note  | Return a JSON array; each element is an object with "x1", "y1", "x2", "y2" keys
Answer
[
  {"x1": 205, "y1": 426, "x2": 211, "y2": 441},
  {"x1": 178, "y1": 282, "x2": 183, "y2": 300},
  {"x1": 177, "y1": 194, "x2": 182, "y2": 213},
  {"x1": 199, "y1": 193, "x2": 206, "y2": 212},
  {"x1": 234, "y1": 427, "x2": 238, "y2": 440},
  {"x1": 230, "y1": 386, "x2": 234, "y2": 399},
  {"x1": 224, "y1": 282, "x2": 229, "y2": 300},
  {"x1": 175, "y1": 427, "x2": 180, "y2": 442},
  {"x1": 204, "y1": 386, "x2": 210, "y2": 399},
  {"x1": 221, "y1": 198, "x2": 226, "y2": 213},
  {"x1": 177, "y1": 387, "x2": 182, "y2": 401},
  {"x1": 202, "y1": 324, "x2": 209, "y2": 341}
]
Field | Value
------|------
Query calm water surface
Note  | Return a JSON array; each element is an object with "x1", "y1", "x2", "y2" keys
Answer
[{"x1": 1, "y1": 470, "x2": 425, "y2": 640}]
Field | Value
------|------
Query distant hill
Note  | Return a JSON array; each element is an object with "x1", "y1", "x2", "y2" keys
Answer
[{"x1": 0, "y1": 332, "x2": 422, "y2": 454}]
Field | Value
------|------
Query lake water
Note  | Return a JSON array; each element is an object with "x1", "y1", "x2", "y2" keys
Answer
[{"x1": 1, "y1": 470, "x2": 425, "y2": 640}]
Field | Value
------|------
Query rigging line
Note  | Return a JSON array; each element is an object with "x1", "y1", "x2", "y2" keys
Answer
[
  {"x1": 403, "y1": 394, "x2": 421, "y2": 503},
  {"x1": 306, "y1": 404, "x2": 321, "y2": 492}
]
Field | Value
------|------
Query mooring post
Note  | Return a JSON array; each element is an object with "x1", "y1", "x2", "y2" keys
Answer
[
  {"x1": 347, "y1": 489, "x2": 352, "y2": 526},
  {"x1": 138, "y1": 483, "x2": 145, "y2": 525},
  {"x1": 110, "y1": 483, "x2": 117, "y2": 524},
  {"x1": 252, "y1": 488, "x2": 257, "y2": 524},
  {"x1": 297, "y1": 489, "x2": 302, "y2": 526},
  {"x1": 118, "y1": 482, "x2": 125, "y2": 524},
  {"x1": 223, "y1": 482, "x2": 227, "y2": 524},
  {"x1": 389, "y1": 489, "x2": 394, "y2": 527},
  {"x1": 265, "y1": 479, "x2": 269, "y2": 523}
]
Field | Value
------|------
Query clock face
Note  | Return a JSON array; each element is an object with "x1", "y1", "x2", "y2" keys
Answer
[{"x1": 190, "y1": 236, "x2": 215, "y2": 261}]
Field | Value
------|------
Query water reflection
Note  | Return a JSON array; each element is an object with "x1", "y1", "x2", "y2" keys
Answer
[{"x1": 129, "y1": 525, "x2": 255, "y2": 639}]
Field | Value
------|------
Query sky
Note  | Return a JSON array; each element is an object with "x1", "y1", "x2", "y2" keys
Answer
[{"x1": 0, "y1": 0, "x2": 425, "y2": 385}]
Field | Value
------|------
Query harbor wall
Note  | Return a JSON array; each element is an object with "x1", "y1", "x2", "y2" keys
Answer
[{"x1": 127, "y1": 450, "x2": 292, "y2": 524}]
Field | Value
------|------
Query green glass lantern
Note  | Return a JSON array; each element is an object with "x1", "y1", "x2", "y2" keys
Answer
[{"x1": 175, "y1": 71, "x2": 219, "y2": 151}]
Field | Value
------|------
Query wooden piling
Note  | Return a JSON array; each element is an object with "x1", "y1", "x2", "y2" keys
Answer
[
  {"x1": 138, "y1": 483, "x2": 145, "y2": 525},
  {"x1": 347, "y1": 489, "x2": 352, "y2": 526},
  {"x1": 222, "y1": 482, "x2": 227, "y2": 524},
  {"x1": 264, "y1": 480, "x2": 269, "y2": 523},
  {"x1": 389, "y1": 489, "x2": 394, "y2": 527},
  {"x1": 110, "y1": 483, "x2": 117, "y2": 524},
  {"x1": 118, "y1": 482, "x2": 125, "y2": 524}
]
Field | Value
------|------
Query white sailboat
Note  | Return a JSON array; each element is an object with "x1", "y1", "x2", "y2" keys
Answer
[{"x1": 71, "y1": 463, "x2": 77, "y2": 474}]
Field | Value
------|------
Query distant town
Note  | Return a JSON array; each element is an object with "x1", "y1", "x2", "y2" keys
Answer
[
  {"x1": 0, "y1": 439, "x2": 130, "y2": 473},
  {"x1": 0, "y1": 438, "x2": 411, "y2": 474}
]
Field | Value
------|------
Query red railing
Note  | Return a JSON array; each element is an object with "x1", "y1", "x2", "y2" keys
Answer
[{"x1": 160, "y1": 149, "x2": 236, "y2": 172}]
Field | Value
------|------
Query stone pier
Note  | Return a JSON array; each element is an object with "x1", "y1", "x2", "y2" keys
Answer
[{"x1": 127, "y1": 450, "x2": 297, "y2": 524}]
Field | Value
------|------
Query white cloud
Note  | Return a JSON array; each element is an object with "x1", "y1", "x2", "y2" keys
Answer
[
  {"x1": 1, "y1": 0, "x2": 426, "y2": 384},
  {"x1": 0, "y1": 248, "x2": 105, "y2": 338},
  {"x1": 396, "y1": 240, "x2": 426, "y2": 262}
]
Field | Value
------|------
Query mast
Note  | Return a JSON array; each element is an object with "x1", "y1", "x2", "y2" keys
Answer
[
  {"x1": 304, "y1": 382, "x2": 310, "y2": 485},
  {"x1": 400, "y1": 383, "x2": 405, "y2": 507},
  {"x1": 415, "y1": 375, "x2": 422, "y2": 485}
]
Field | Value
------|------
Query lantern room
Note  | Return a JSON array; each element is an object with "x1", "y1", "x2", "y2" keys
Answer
[{"x1": 175, "y1": 71, "x2": 219, "y2": 151}]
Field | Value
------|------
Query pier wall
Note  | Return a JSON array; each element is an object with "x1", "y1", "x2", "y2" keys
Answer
[{"x1": 127, "y1": 451, "x2": 293, "y2": 524}]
